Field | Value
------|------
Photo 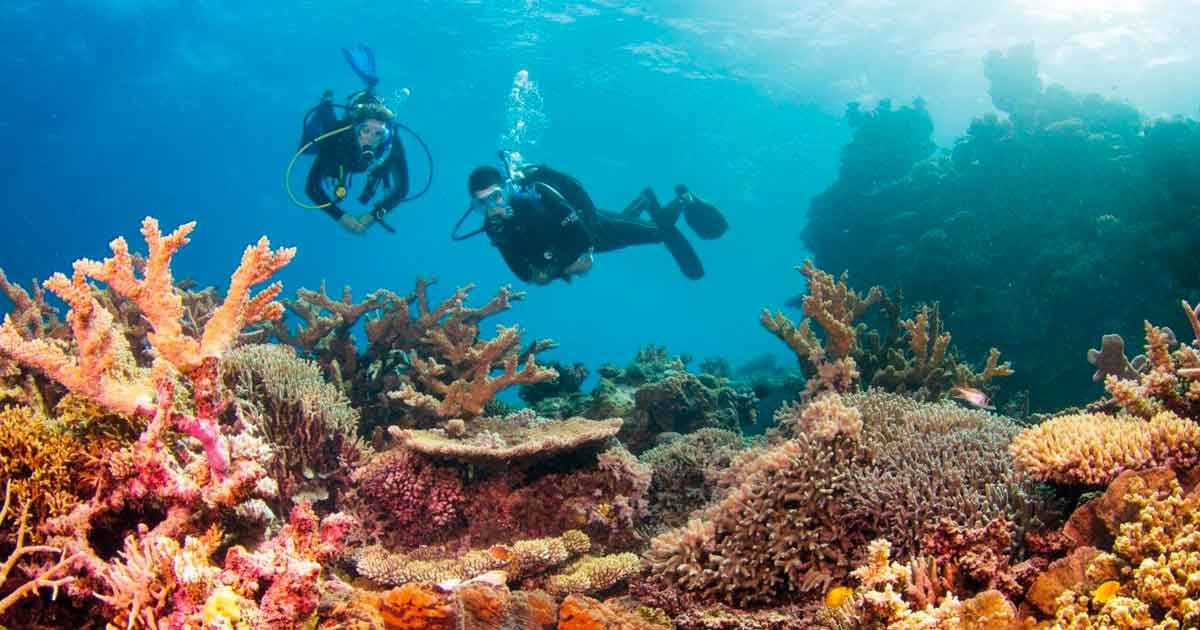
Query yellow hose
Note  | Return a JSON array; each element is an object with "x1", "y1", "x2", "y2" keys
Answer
[{"x1": 284, "y1": 125, "x2": 353, "y2": 209}]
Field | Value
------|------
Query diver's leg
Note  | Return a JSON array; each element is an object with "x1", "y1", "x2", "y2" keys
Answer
[
  {"x1": 594, "y1": 211, "x2": 704, "y2": 279},
  {"x1": 592, "y1": 211, "x2": 663, "y2": 252}
]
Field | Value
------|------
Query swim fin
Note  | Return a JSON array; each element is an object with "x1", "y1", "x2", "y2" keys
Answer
[
  {"x1": 674, "y1": 185, "x2": 728, "y2": 240},
  {"x1": 622, "y1": 188, "x2": 660, "y2": 219},
  {"x1": 650, "y1": 203, "x2": 704, "y2": 279},
  {"x1": 341, "y1": 43, "x2": 380, "y2": 88}
]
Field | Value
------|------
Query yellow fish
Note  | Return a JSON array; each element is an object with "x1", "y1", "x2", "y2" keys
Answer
[
  {"x1": 825, "y1": 585, "x2": 854, "y2": 609},
  {"x1": 1092, "y1": 580, "x2": 1120, "y2": 604}
]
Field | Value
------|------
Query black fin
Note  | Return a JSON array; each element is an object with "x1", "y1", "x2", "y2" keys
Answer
[
  {"x1": 622, "y1": 188, "x2": 659, "y2": 218},
  {"x1": 658, "y1": 223, "x2": 704, "y2": 279},
  {"x1": 684, "y1": 199, "x2": 728, "y2": 240},
  {"x1": 675, "y1": 185, "x2": 728, "y2": 240}
]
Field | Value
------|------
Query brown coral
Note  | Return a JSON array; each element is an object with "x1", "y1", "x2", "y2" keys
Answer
[{"x1": 645, "y1": 391, "x2": 1053, "y2": 607}]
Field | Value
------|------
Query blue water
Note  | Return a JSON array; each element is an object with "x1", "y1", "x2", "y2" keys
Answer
[{"x1": 2, "y1": 1, "x2": 1198, "y2": 378}]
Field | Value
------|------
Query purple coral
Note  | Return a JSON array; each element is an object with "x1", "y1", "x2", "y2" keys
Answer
[{"x1": 350, "y1": 448, "x2": 465, "y2": 547}]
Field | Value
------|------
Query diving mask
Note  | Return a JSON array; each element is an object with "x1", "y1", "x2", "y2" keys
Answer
[
  {"x1": 472, "y1": 185, "x2": 511, "y2": 217},
  {"x1": 356, "y1": 121, "x2": 391, "y2": 148}
]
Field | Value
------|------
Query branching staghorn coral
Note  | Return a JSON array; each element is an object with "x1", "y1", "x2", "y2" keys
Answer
[
  {"x1": 271, "y1": 278, "x2": 558, "y2": 432},
  {"x1": 872, "y1": 303, "x2": 1013, "y2": 398},
  {"x1": 0, "y1": 479, "x2": 81, "y2": 619},
  {"x1": 1009, "y1": 411, "x2": 1200, "y2": 485},
  {"x1": 762, "y1": 261, "x2": 1012, "y2": 403},
  {"x1": 389, "y1": 323, "x2": 557, "y2": 421},
  {"x1": 0, "y1": 217, "x2": 294, "y2": 476},
  {"x1": 1102, "y1": 304, "x2": 1200, "y2": 421},
  {"x1": 0, "y1": 219, "x2": 287, "y2": 595}
]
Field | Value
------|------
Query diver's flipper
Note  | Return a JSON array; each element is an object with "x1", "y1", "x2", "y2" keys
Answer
[
  {"x1": 650, "y1": 207, "x2": 704, "y2": 279},
  {"x1": 341, "y1": 43, "x2": 380, "y2": 87},
  {"x1": 622, "y1": 188, "x2": 660, "y2": 219},
  {"x1": 660, "y1": 225, "x2": 705, "y2": 279},
  {"x1": 675, "y1": 185, "x2": 728, "y2": 240}
]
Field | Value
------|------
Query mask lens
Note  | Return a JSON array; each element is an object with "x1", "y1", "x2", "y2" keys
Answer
[
  {"x1": 358, "y1": 122, "x2": 390, "y2": 146},
  {"x1": 473, "y1": 188, "x2": 508, "y2": 215}
]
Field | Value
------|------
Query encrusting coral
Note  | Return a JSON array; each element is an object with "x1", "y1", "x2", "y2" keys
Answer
[
  {"x1": 1009, "y1": 411, "x2": 1200, "y2": 485},
  {"x1": 1044, "y1": 474, "x2": 1200, "y2": 628},
  {"x1": 356, "y1": 530, "x2": 592, "y2": 587}
]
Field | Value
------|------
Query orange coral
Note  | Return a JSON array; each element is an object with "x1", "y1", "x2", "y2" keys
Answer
[
  {"x1": 1010, "y1": 412, "x2": 1200, "y2": 484},
  {"x1": 77, "y1": 218, "x2": 293, "y2": 373},
  {"x1": 378, "y1": 584, "x2": 456, "y2": 630},
  {"x1": 0, "y1": 266, "x2": 153, "y2": 416},
  {"x1": 557, "y1": 595, "x2": 662, "y2": 630}
]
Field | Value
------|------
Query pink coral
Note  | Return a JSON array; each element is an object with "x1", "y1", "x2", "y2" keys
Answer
[{"x1": 350, "y1": 448, "x2": 465, "y2": 547}]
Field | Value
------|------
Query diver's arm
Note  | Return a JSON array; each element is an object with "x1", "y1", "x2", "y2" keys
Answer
[
  {"x1": 305, "y1": 153, "x2": 348, "y2": 221},
  {"x1": 537, "y1": 184, "x2": 594, "y2": 279}
]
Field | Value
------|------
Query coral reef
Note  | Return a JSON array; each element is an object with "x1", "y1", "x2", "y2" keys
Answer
[
  {"x1": 638, "y1": 428, "x2": 743, "y2": 531},
  {"x1": 1039, "y1": 471, "x2": 1200, "y2": 627},
  {"x1": 802, "y1": 43, "x2": 1200, "y2": 410},
  {"x1": 387, "y1": 414, "x2": 623, "y2": 466}
]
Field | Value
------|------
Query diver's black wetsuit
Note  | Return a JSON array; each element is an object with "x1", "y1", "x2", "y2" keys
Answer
[
  {"x1": 304, "y1": 103, "x2": 409, "y2": 221},
  {"x1": 485, "y1": 166, "x2": 703, "y2": 283}
]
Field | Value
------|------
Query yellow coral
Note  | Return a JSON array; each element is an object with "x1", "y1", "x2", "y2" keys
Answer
[
  {"x1": 202, "y1": 586, "x2": 250, "y2": 629},
  {"x1": 1009, "y1": 411, "x2": 1200, "y2": 484},
  {"x1": 1049, "y1": 478, "x2": 1200, "y2": 628},
  {"x1": 0, "y1": 404, "x2": 98, "y2": 535},
  {"x1": 547, "y1": 553, "x2": 642, "y2": 596}
]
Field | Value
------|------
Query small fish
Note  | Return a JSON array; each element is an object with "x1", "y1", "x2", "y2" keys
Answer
[
  {"x1": 949, "y1": 386, "x2": 993, "y2": 410},
  {"x1": 824, "y1": 585, "x2": 854, "y2": 609},
  {"x1": 1092, "y1": 580, "x2": 1120, "y2": 604}
]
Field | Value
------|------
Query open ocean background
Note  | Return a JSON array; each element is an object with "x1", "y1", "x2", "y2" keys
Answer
[{"x1": 2, "y1": 0, "x2": 1198, "y2": 399}]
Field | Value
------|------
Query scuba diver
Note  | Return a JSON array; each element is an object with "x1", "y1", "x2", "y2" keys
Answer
[
  {"x1": 288, "y1": 44, "x2": 432, "y2": 235},
  {"x1": 454, "y1": 153, "x2": 728, "y2": 285}
]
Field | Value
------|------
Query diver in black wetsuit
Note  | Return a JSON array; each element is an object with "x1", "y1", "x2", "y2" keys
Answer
[
  {"x1": 294, "y1": 44, "x2": 412, "y2": 235},
  {"x1": 455, "y1": 157, "x2": 728, "y2": 285},
  {"x1": 302, "y1": 91, "x2": 409, "y2": 234}
]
